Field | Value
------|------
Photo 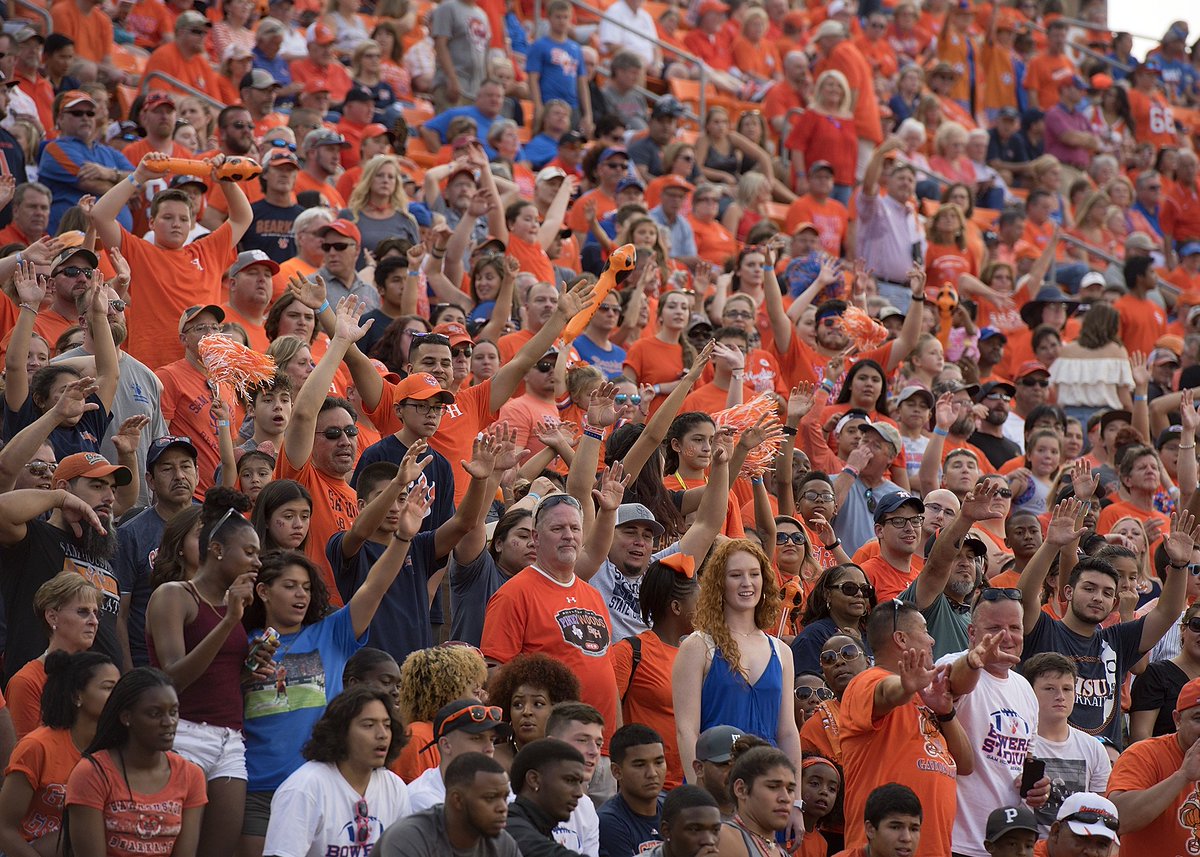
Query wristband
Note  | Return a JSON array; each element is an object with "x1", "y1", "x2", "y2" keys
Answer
[
  {"x1": 17, "y1": 302, "x2": 35, "y2": 313},
  {"x1": 933, "y1": 427, "x2": 949, "y2": 437},
  {"x1": 407, "y1": 270, "x2": 420, "y2": 277},
  {"x1": 14, "y1": 252, "x2": 22, "y2": 266},
  {"x1": 935, "y1": 707, "x2": 957, "y2": 723},
  {"x1": 820, "y1": 380, "x2": 835, "y2": 393},
  {"x1": 751, "y1": 477, "x2": 763, "y2": 485},
  {"x1": 1169, "y1": 561, "x2": 1189, "y2": 570},
  {"x1": 1134, "y1": 395, "x2": 1147, "y2": 402},
  {"x1": 317, "y1": 300, "x2": 331, "y2": 314},
  {"x1": 912, "y1": 293, "x2": 926, "y2": 302},
  {"x1": 842, "y1": 465, "x2": 860, "y2": 479},
  {"x1": 527, "y1": 491, "x2": 542, "y2": 504},
  {"x1": 217, "y1": 420, "x2": 230, "y2": 427},
  {"x1": 652, "y1": 383, "x2": 662, "y2": 395},
  {"x1": 392, "y1": 533, "x2": 411, "y2": 543},
  {"x1": 823, "y1": 538, "x2": 841, "y2": 550},
  {"x1": 127, "y1": 174, "x2": 143, "y2": 189},
  {"x1": 583, "y1": 429, "x2": 604, "y2": 442},
  {"x1": 780, "y1": 425, "x2": 797, "y2": 437}
]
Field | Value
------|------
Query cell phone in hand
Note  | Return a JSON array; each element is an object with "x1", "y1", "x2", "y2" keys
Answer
[{"x1": 1020, "y1": 756, "x2": 1046, "y2": 798}]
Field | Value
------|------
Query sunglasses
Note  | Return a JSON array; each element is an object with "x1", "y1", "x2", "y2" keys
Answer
[
  {"x1": 820, "y1": 317, "x2": 841, "y2": 327},
  {"x1": 829, "y1": 581, "x2": 874, "y2": 598},
  {"x1": 58, "y1": 266, "x2": 93, "y2": 278},
  {"x1": 597, "y1": 304, "x2": 621, "y2": 314},
  {"x1": 227, "y1": 121, "x2": 254, "y2": 131},
  {"x1": 452, "y1": 346, "x2": 473, "y2": 358},
  {"x1": 23, "y1": 460, "x2": 57, "y2": 478},
  {"x1": 1185, "y1": 617, "x2": 1200, "y2": 633},
  {"x1": 615, "y1": 394, "x2": 642, "y2": 405},
  {"x1": 322, "y1": 241, "x2": 354, "y2": 252},
  {"x1": 265, "y1": 138, "x2": 297, "y2": 151},
  {"x1": 820, "y1": 643, "x2": 863, "y2": 665},
  {"x1": 353, "y1": 798, "x2": 371, "y2": 844},
  {"x1": 1020, "y1": 378, "x2": 1050, "y2": 388},
  {"x1": 985, "y1": 392, "x2": 1012, "y2": 402},
  {"x1": 794, "y1": 686, "x2": 835, "y2": 702},
  {"x1": 993, "y1": 487, "x2": 1014, "y2": 498},
  {"x1": 534, "y1": 361, "x2": 556, "y2": 373},
  {"x1": 534, "y1": 493, "x2": 583, "y2": 524},
  {"x1": 974, "y1": 587, "x2": 1022, "y2": 606},
  {"x1": 184, "y1": 323, "x2": 222, "y2": 335},
  {"x1": 1062, "y1": 811, "x2": 1119, "y2": 833},
  {"x1": 441, "y1": 704, "x2": 503, "y2": 733},
  {"x1": 318, "y1": 425, "x2": 360, "y2": 440},
  {"x1": 65, "y1": 110, "x2": 96, "y2": 118},
  {"x1": 776, "y1": 532, "x2": 806, "y2": 546}
]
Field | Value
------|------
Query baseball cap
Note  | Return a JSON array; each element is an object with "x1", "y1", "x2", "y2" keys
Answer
[
  {"x1": 807, "y1": 160, "x2": 834, "y2": 175},
  {"x1": 878, "y1": 306, "x2": 903, "y2": 321},
  {"x1": 1149, "y1": 347, "x2": 1180, "y2": 366},
  {"x1": 977, "y1": 380, "x2": 1017, "y2": 401},
  {"x1": 792, "y1": 221, "x2": 819, "y2": 235},
  {"x1": 937, "y1": 380, "x2": 981, "y2": 398},
  {"x1": 813, "y1": 19, "x2": 845, "y2": 40},
  {"x1": 410, "y1": 203, "x2": 433, "y2": 228},
  {"x1": 1177, "y1": 676, "x2": 1200, "y2": 712},
  {"x1": 559, "y1": 130, "x2": 586, "y2": 147},
  {"x1": 1126, "y1": 231, "x2": 1157, "y2": 251},
  {"x1": 895, "y1": 386, "x2": 934, "y2": 408},
  {"x1": 598, "y1": 147, "x2": 628, "y2": 164},
  {"x1": 536, "y1": 166, "x2": 567, "y2": 183},
  {"x1": 143, "y1": 91, "x2": 176, "y2": 110},
  {"x1": 833, "y1": 409, "x2": 871, "y2": 436},
  {"x1": 615, "y1": 503, "x2": 666, "y2": 537},
  {"x1": 984, "y1": 807, "x2": 1038, "y2": 844},
  {"x1": 429, "y1": 699, "x2": 502, "y2": 745},
  {"x1": 12, "y1": 27, "x2": 43, "y2": 44},
  {"x1": 1157, "y1": 334, "x2": 1185, "y2": 356},
  {"x1": 343, "y1": 88, "x2": 375, "y2": 105},
  {"x1": 391, "y1": 372, "x2": 455, "y2": 404},
  {"x1": 302, "y1": 79, "x2": 331, "y2": 96},
  {"x1": 1078, "y1": 271, "x2": 1107, "y2": 291},
  {"x1": 872, "y1": 491, "x2": 924, "y2": 524},
  {"x1": 1014, "y1": 360, "x2": 1050, "y2": 380},
  {"x1": 229, "y1": 250, "x2": 281, "y2": 278},
  {"x1": 997, "y1": 106, "x2": 1021, "y2": 119},
  {"x1": 309, "y1": 22, "x2": 336, "y2": 44},
  {"x1": 59, "y1": 90, "x2": 96, "y2": 112},
  {"x1": 146, "y1": 436, "x2": 198, "y2": 471},
  {"x1": 696, "y1": 725, "x2": 742, "y2": 763},
  {"x1": 222, "y1": 43, "x2": 253, "y2": 62},
  {"x1": 697, "y1": 0, "x2": 728, "y2": 16},
  {"x1": 176, "y1": 10, "x2": 211, "y2": 30},
  {"x1": 263, "y1": 149, "x2": 300, "y2": 170},
  {"x1": 362, "y1": 122, "x2": 389, "y2": 139},
  {"x1": 303, "y1": 129, "x2": 349, "y2": 151},
  {"x1": 1056, "y1": 793, "x2": 1120, "y2": 844},
  {"x1": 320, "y1": 218, "x2": 362, "y2": 244},
  {"x1": 1099, "y1": 408, "x2": 1133, "y2": 433},
  {"x1": 56, "y1": 452, "x2": 133, "y2": 487},
  {"x1": 978, "y1": 327, "x2": 1008, "y2": 343},
  {"x1": 170, "y1": 174, "x2": 208, "y2": 192},
  {"x1": 240, "y1": 69, "x2": 279, "y2": 90},
  {"x1": 658, "y1": 174, "x2": 694, "y2": 193},
  {"x1": 256, "y1": 17, "x2": 286, "y2": 38},
  {"x1": 923, "y1": 530, "x2": 986, "y2": 559},
  {"x1": 1156, "y1": 425, "x2": 1183, "y2": 451},
  {"x1": 1180, "y1": 242, "x2": 1200, "y2": 258},
  {"x1": 861, "y1": 422, "x2": 902, "y2": 455},
  {"x1": 616, "y1": 177, "x2": 645, "y2": 193},
  {"x1": 178, "y1": 304, "x2": 225, "y2": 334},
  {"x1": 432, "y1": 322, "x2": 473, "y2": 347},
  {"x1": 51, "y1": 246, "x2": 100, "y2": 274},
  {"x1": 651, "y1": 96, "x2": 687, "y2": 119},
  {"x1": 687, "y1": 315, "x2": 713, "y2": 334},
  {"x1": 1090, "y1": 73, "x2": 1113, "y2": 90},
  {"x1": 931, "y1": 60, "x2": 960, "y2": 78}
]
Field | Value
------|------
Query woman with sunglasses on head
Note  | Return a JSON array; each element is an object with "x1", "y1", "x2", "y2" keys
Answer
[
  {"x1": 789, "y1": 564, "x2": 876, "y2": 677},
  {"x1": 673, "y1": 540, "x2": 803, "y2": 798},
  {"x1": 0, "y1": 651, "x2": 117, "y2": 857},
  {"x1": 65, "y1": 668, "x2": 206, "y2": 857},
  {"x1": 263, "y1": 687, "x2": 409, "y2": 857},
  {"x1": 611, "y1": 554, "x2": 700, "y2": 790}
]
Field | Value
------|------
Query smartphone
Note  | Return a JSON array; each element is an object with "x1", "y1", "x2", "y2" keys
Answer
[
  {"x1": 1020, "y1": 757, "x2": 1046, "y2": 797},
  {"x1": 911, "y1": 241, "x2": 923, "y2": 264}
]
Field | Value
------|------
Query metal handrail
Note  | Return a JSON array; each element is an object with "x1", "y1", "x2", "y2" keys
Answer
[
  {"x1": 555, "y1": 0, "x2": 710, "y2": 118},
  {"x1": 1024, "y1": 21, "x2": 1132, "y2": 73},
  {"x1": 13, "y1": 0, "x2": 51, "y2": 35},
  {"x1": 1055, "y1": 15, "x2": 1164, "y2": 46},
  {"x1": 136, "y1": 71, "x2": 225, "y2": 112},
  {"x1": 1057, "y1": 231, "x2": 1178, "y2": 299}
]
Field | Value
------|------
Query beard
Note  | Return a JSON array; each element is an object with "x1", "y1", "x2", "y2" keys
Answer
[
  {"x1": 947, "y1": 575, "x2": 975, "y2": 600},
  {"x1": 951, "y1": 415, "x2": 975, "y2": 436},
  {"x1": 985, "y1": 409, "x2": 1007, "y2": 426},
  {"x1": 1068, "y1": 601, "x2": 1104, "y2": 627},
  {"x1": 80, "y1": 521, "x2": 117, "y2": 561},
  {"x1": 110, "y1": 323, "x2": 128, "y2": 347}
]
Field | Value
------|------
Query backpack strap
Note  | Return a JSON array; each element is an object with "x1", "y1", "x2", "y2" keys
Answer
[{"x1": 622, "y1": 635, "x2": 644, "y2": 702}]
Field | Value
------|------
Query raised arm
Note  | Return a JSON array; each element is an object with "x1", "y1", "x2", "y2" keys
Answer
[
  {"x1": 776, "y1": 384, "x2": 815, "y2": 518},
  {"x1": 915, "y1": 482, "x2": 1002, "y2": 609},
  {"x1": 1180, "y1": 390, "x2": 1199, "y2": 510},
  {"x1": 91, "y1": 152, "x2": 167, "y2": 249},
  {"x1": 454, "y1": 429, "x2": 520, "y2": 565},
  {"x1": 678, "y1": 435, "x2": 733, "y2": 558},
  {"x1": 213, "y1": 154, "x2": 253, "y2": 244},
  {"x1": 1129, "y1": 350, "x2": 1152, "y2": 443},
  {"x1": 575, "y1": 463, "x2": 630, "y2": 582},
  {"x1": 861, "y1": 136, "x2": 904, "y2": 198},
  {"x1": 435, "y1": 431, "x2": 512, "y2": 559},
  {"x1": 0, "y1": 377, "x2": 99, "y2": 492},
  {"x1": 885, "y1": 266, "x2": 928, "y2": 372},
  {"x1": 1141, "y1": 511, "x2": 1200, "y2": 653},
  {"x1": 1017, "y1": 499, "x2": 1087, "y2": 634},
  {"x1": 918, "y1": 392, "x2": 958, "y2": 496},
  {"x1": 347, "y1": 484, "x2": 428, "y2": 638},
  {"x1": 342, "y1": 441, "x2": 432, "y2": 558},
  {"x1": 145, "y1": 574, "x2": 256, "y2": 691},
  {"x1": 537, "y1": 175, "x2": 577, "y2": 250},
  {"x1": 3, "y1": 261, "x2": 45, "y2": 412},
  {"x1": 0, "y1": 489, "x2": 105, "y2": 547},
  {"x1": 84, "y1": 274, "x2": 119, "y2": 412},
  {"x1": 476, "y1": 256, "x2": 519, "y2": 344}
]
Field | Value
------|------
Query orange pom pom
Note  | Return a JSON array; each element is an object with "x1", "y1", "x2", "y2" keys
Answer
[
  {"x1": 714, "y1": 393, "x2": 782, "y2": 478},
  {"x1": 841, "y1": 306, "x2": 889, "y2": 352},
  {"x1": 198, "y1": 335, "x2": 278, "y2": 401}
]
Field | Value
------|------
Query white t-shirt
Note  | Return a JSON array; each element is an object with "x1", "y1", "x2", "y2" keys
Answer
[
  {"x1": 1030, "y1": 727, "x2": 1112, "y2": 838},
  {"x1": 553, "y1": 793, "x2": 600, "y2": 857},
  {"x1": 596, "y1": 0, "x2": 658, "y2": 67},
  {"x1": 936, "y1": 652, "x2": 1038, "y2": 857},
  {"x1": 407, "y1": 766, "x2": 445, "y2": 813},
  {"x1": 264, "y1": 761, "x2": 412, "y2": 857}
]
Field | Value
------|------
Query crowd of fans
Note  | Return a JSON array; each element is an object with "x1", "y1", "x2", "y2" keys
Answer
[{"x1": 2, "y1": 0, "x2": 1200, "y2": 856}]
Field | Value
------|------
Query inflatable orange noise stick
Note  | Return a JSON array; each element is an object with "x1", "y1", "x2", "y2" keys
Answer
[
  {"x1": 144, "y1": 156, "x2": 263, "y2": 182},
  {"x1": 936, "y1": 284, "x2": 958, "y2": 350},
  {"x1": 558, "y1": 243, "x2": 637, "y2": 344}
]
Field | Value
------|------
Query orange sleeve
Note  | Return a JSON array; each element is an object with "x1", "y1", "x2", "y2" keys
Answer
[
  {"x1": 611, "y1": 638, "x2": 632, "y2": 695},
  {"x1": 840, "y1": 667, "x2": 887, "y2": 733},
  {"x1": 6, "y1": 673, "x2": 42, "y2": 738},
  {"x1": 479, "y1": 576, "x2": 527, "y2": 664}
]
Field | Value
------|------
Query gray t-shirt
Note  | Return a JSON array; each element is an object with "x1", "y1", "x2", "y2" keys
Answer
[
  {"x1": 430, "y1": 0, "x2": 491, "y2": 100},
  {"x1": 376, "y1": 806, "x2": 521, "y2": 857},
  {"x1": 311, "y1": 266, "x2": 380, "y2": 310},
  {"x1": 449, "y1": 547, "x2": 511, "y2": 646},
  {"x1": 54, "y1": 348, "x2": 168, "y2": 508},
  {"x1": 588, "y1": 544, "x2": 679, "y2": 642},
  {"x1": 833, "y1": 478, "x2": 902, "y2": 557}
]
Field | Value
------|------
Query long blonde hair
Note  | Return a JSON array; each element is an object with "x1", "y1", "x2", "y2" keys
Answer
[
  {"x1": 347, "y1": 154, "x2": 410, "y2": 217},
  {"x1": 694, "y1": 539, "x2": 781, "y2": 682}
]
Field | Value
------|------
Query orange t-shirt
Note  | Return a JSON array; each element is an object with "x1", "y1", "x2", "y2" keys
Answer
[
  {"x1": 5, "y1": 726, "x2": 81, "y2": 843},
  {"x1": 1106, "y1": 733, "x2": 1191, "y2": 856},
  {"x1": 689, "y1": 216, "x2": 739, "y2": 268},
  {"x1": 31, "y1": 309, "x2": 76, "y2": 355},
  {"x1": 1023, "y1": 52, "x2": 1076, "y2": 111},
  {"x1": 979, "y1": 42, "x2": 1020, "y2": 113},
  {"x1": 480, "y1": 566, "x2": 619, "y2": 746},
  {"x1": 390, "y1": 720, "x2": 437, "y2": 782},
  {"x1": 611, "y1": 631, "x2": 683, "y2": 789},
  {"x1": 623, "y1": 337, "x2": 685, "y2": 416},
  {"x1": 817, "y1": 41, "x2": 883, "y2": 145},
  {"x1": 0, "y1": 224, "x2": 37, "y2": 247},
  {"x1": 936, "y1": 27, "x2": 973, "y2": 104},
  {"x1": 1126, "y1": 89, "x2": 1180, "y2": 150},
  {"x1": 219, "y1": 304, "x2": 270, "y2": 354},
  {"x1": 1114, "y1": 293, "x2": 1168, "y2": 358},
  {"x1": 293, "y1": 171, "x2": 347, "y2": 209},
  {"x1": 274, "y1": 257, "x2": 318, "y2": 302},
  {"x1": 65, "y1": 750, "x2": 206, "y2": 857},
  {"x1": 125, "y1": 0, "x2": 176, "y2": 50},
  {"x1": 118, "y1": 223, "x2": 236, "y2": 370},
  {"x1": 800, "y1": 698, "x2": 843, "y2": 764},
  {"x1": 840, "y1": 667, "x2": 958, "y2": 857},
  {"x1": 858, "y1": 554, "x2": 921, "y2": 603},
  {"x1": 731, "y1": 37, "x2": 780, "y2": 81},
  {"x1": 1163, "y1": 181, "x2": 1200, "y2": 244},
  {"x1": 156, "y1": 359, "x2": 245, "y2": 494},
  {"x1": 925, "y1": 242, "x2": 978, "y2": 296},
  {"x1": 853, "y1": 36, "x2": 899, "y2": 80},
  {"x1": 50, "y1": 2, "x2": 114, "y2": 64},
  {"x1": 1096, "y1": 498, "x2": 1169, "y2": 536},
  {"x1": 144, "y1": 43, "x2": 223, "y2": 102},
  {"x1": 6, "y1": 659, "x2": 46, "y2": 739},
  {"x1": 506, "y1": 233, "x2": 555, "y2": 284},
  {"x1": 565, "y1": 188, "x2": 615, "y2": 236},
  {"x1": 681, "y1": 380, "x2": 757, "y2": 414},
  {"x1": 761, "y1": 84, "x2": 804, "y2": 144},
  {"x1": 497, "y1": 328, "x2": 535, "y2": 368},
  {"x1": 365, "y1": 377, "x2": 499, "y2": 505},
  {"x1": 288, "y1": 59, "x2": 353, "y2": 103},
  {"x1": 784, "y1": 195, "x2": 849, "y2": 257},
  {"x1": 274, "y1": 443, "x2": 359, "y2": 606}
]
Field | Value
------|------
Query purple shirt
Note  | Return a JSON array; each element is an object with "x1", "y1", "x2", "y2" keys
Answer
[{"x1": 1044, "y1": 103, "x2": 1092, "y2": 169}]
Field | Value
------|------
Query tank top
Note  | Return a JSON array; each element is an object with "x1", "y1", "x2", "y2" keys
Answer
[
  {"x1": 147, "y1": 581, "x2": 248, "y2": 730},
  {"x1": 698, "y1": 633, "x2": 783, "y2": 745}
]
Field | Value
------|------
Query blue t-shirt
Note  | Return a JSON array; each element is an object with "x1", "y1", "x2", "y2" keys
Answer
[
  {"x1": 424, "y1": 107, "x2": 499, "y2": 158},
  {"x1": 39, "y1": 137, "x2": 134, "y2": 232},
  {"x1": 252, "y1": 49, "x2": 293, "y2": 88},
  {"x1": 243, "y1": 606, "x2": 365, "y2": 791},
  {"x1": 3, "y1": 393, "x2": 111, "y2": 460},
  {"x1": 327, "y1": 530, "x2": 440, "y2": 666},
  {"x1": 525, "y1": 36, "x2": 583, "y2": 108},
  {"x1": 115, "y1": 506, "x2": 168, "y2": 667},
  {"x1": 597, "y1": 793, "x2": 663, "y2": 857},
  {"x1": 350, "y1": 434, "x2": 457, "y2": 532},
  {"x1": 523, "y1": 134, "x2": 560, "y2": 171},
  {"x1": 573, "y1": 334, "x2": 627, "y2": 381}
]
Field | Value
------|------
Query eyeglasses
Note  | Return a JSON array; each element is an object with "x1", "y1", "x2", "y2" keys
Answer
[
  {"x1": 353, "y1": 798, "x2": 371, "y2": 844},
  {"x1": 1146, "y1": 184, "x2": 1163, "y2": 191},
  {"x1": 452, "y1": 346, "x2": 473, "y2": 358},
  {"x1": 678, "y1": 154, "x2": 695, "y2": 162},
  {"x1": 265, "y1": 138, "x2": 297, "y2": 151},
  {"x1": 694, "y1": 196, "x2": 718, "y2": 204},
  {"x1": 227, "y1": 120, "x2": 254, "y2": 130},
  {"x1": 801, "y1": 490, "x2": 835, "y2": 502},
  {"x1": 533, "y1": 361, "x2": 555, "y2": 373},
  {"x1": 534, "y1": 493, "x2": 583, "y2": 524},
  {"x1": 1061, "y1": 811, "x2": 1119, "y2": 833},
  {"x1": 882, "y1": 515, "x2": 924, "y2": 530},
  {"x1": 829, "y1": 581, "x2": 874, "y2": 598},
  {"x1": 24, "y1": 460, "x2": 57, "y2": 477},
  {"x1": 318, "y1": 425, "x2": 360, "y2": 440},
  {"x1": 974, "y1": 587, "x2": 1022, "y2": 606},
  {"x1": 322, "y1": 241, "x2": 354, "y2": 252},
  {"x1": 615, "y1": 394, "x2": 641, "y2": 405},
  {"x1": 65, "y1": 110, "x2": 95, "y2": 118},
  {"x1": 820, "y1": 643, "x2": 863, "y2": 665},
  {"x1": 724, "y1": 309, "x2": 753, "y2": 321},
  {"x1": 984, "y1": 392, "x2": 1012, "y2": 402},
  {"x1": 186, "y1": 27, "x2": 209, "y2": 35},
  {"x1": 889, "y1": 598, "x2": 905, "y2": 634},
  {"x1": 776, "y1": 532, "x2": 806, "y2": 546},
  {"x1": 411, "y1": 333, "x2": 451, "y2": 347},
  {"x1": 1020, "y1": 378, "x2": 1050, "y2": 388},
  {"x1": 402, "y1": 401, "x2": 445, "y2": 416},
  {"x1": 58, "y1": 266, "x2": 93, "y2": 278},
  {"x1": 440, "y1": 704, "x2": 503, "y2": 734},
  {"x1": 794, "y1": 686, "x2": 835, "y2": 702},
  {"x1": 185, "y1": 323, "x2": 222, "y2": 335}
]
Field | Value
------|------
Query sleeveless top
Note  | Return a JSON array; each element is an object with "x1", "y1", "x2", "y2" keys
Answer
[
  {"x1": 147, "y1": 581, "x2": 248, "y2": 730},
  {"x1": 698, "y1": 632, "x2": 783, "y2": 745}
]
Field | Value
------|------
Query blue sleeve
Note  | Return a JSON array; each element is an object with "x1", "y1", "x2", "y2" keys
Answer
[
  {"x1": 789, "y1": 625, "x2": 827, "y2": 676},
  {"x1": 1121, "y1": 616, "x2": 1149, "y2": 659},
  {"x1": 424, "y1": 108, "x2": 458, "y2": 142},
  {"x1": 38, "y1": 143, "x2": 78, "y2": 187},
  {"x1": 413, "y1": 531, "x2": 439, "y2": 579},
  {"x1": 325, "y1": 531, "x2": 364, "y2": 606},
  {"x1": 328, "y1": 604, "x2": 367, "y2": 651},
  {"x1": 114, "y1": 527, "x2": 138, "y2": 595}
]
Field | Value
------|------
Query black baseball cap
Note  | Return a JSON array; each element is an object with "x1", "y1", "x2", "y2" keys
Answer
[
  {"x1": 427, "y1": 699, "x2": 502, "y2": 748},
  {"x1": 146, "y1": 435, "x2": 198, "y2": 471}
]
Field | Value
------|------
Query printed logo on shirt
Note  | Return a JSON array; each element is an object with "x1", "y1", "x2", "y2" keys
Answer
[
  {"x1": 59, "y1": 549, "x2": 120, "y2": 615},
  {"x1": 1175, "y1": 784, "x2": 1200, "y2": 856},
  {"x1": 1036, "y1": 756, "x2": 1088, "y2": 828},
  {"x1": 549, "y1": 46, "x2": 578, "y2": 77},
  {"x1": 979, "y1": 706, "x2": 1034, "y2": 768},
  {"x1": 555, "y1": 607, "x2": 611, "y2": 656},
  {"x1": 332, "y1": 809, "x2": 383, "y2": 856},
  {"x1": 1072, "y1": 638, "x2": 1119, "y2": 734},
  {"x1": 915, "y1": 705, "x2": 957, "y2": 778}
]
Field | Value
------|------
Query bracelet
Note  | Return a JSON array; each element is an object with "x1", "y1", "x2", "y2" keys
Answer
[
  {"x1": 820, "y1": 380, "x2": 835, "y2": 393},
  {"x1": 1134, "y1": 395, "x2": 1147, "y2": 402},
  {"x1": 217, "y1": 420, "x2": 230, "y2": 427},
  {"x1": 527, "y1": 491, "x2": 542, "y2": 504},
  {"x1": 431, "y1": 249, "x2": 446, "y2": 258},
  {"x1": 912, "y1": 293, "x2": 926, "y2": 302},
  {"x1": 583, "y1": 429, "x2": 605, "y2": 442},
  {"x1": 751, "y1": 477, "x2": 763, "y2": 485},
  {"x1": 935, "y1": 707, "x2": 957, "y2": 723},
  {"x1": 1182, "y1": 445, "x2": 1196, "y2": 450},
  {"x1": 17, "y1": 302, "x2": 35, "y2": 313},
  {"x1": 317, "y1": 300, "x2": 330, "y2": 314},
  {"x1": 933, "y1": 427, "x2": 949, "y2": 437},
  {"x1": 792, "y1": 800, "x2": 805, "y2": 811},
  {"x1": 407, "y1": 270, "x2": 420, "y2": 277},
  {"x1": 392, "y1": 533, "x2": 411, "y2": 543},
  {"x1": 127, "y1": 174, "x2": 143, "y2": 189},
  {"x1": 780, "y1": 425, "x2": 798, "y2": 437},
  {"x1": 823, "y1": 538, "x2": 841, "y2": 550},
  {"x1": 652, "y1": 383, "x2": 662, "y2": 395},
  {"x1": 842, "y1": 465, "x2": 860, "y2": 479},
  {"x1": 1169, "y1": 561, "x2": 1189, "y2": 570}
]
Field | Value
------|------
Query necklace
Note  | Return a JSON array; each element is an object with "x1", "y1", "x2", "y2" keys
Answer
[
  {"x1": 733, "y1": 629, "x2": 762, "y2": 637},
  {"x1": 731, "y1": 813, "x2": 779, "y2": 857},
  {"x1": 187, "y1": 580, "x2": 226, "y2": 622}
]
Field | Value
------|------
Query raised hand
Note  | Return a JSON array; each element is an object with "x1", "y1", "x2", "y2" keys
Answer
[
  {"x1": 1129, "y1": 350, "x2": 1151, "y2": 388},
  {"x1": 934, "y1": 392, "x2": 958, "y2": 432},
  {"x1": 463, "y1": 431, "x2": 500, "y2": 480},
  {"x1": 824, "y1": 350, "x2": 848, "y2": 384},
  {"x1": 714, "y1": 425, "x2": 736, "y2": 464},
  {"x1": 13, "y1": 260, "x2": 46, "y2": 307},
  {"x1": 406, "y1": 242, "x2": 426, "y2": 270},
  {"x1": 906, "y1": 263, "x2": 927, "y2": 298},
  {"x1": 712, "y1": 341, "x2": 745, "y2": 371},
  {"x1": 1071, "y1": 459, "x2": 1099, "y2": 502},
  {"x1": 738, "y1": 411, "x2": 784, "y2": 451},
  {"x1": 396, "y1": 482, "x2": 435, "y2": 540},
  {"x1": 224, "y1": 571, "x2": 257, "y2": 622},
  {"x1": 918, "y1": 662, "x2": 955, "y2": 716},
  {"x1": 556, "y1": 277, "x2": 597, "y2": 321},
  {"x1": 969, "y1": 631, "x2": 1020, "y2": 672},
  {"x1": 810, "y1": 512, "x2": 835, "y2": 547},
  {"x1": 960, "y1": 479, "x2": 1004, "y2": 522},
  {"x1": 22, "y1": 235, "x2": 66, "y2": 267},
  {"x1": 787, "y1": 382, "x2": 817, "y2": 423},
  {"x1": 1164, "y1": 509, "x2": 1200, "y2": 565},
  {"x1": 897, "y1": 646, "x2": 937, "y2": 697},
  {"x1": 534, "y1": 417, "x2": 577, "y2": 454},
  {"x1": 287, "y1": 272, "x2": 327, "y2": 310},
  {"x1": 1181, "y1": 388, "x2": 1200, "y2": 439},
  {"x1": 845, "y1": 437, "x2": 873, "y2": 472},
  {"x1": 52, "y1": 377, "x2": 100, "y2": 422},
  {"x1": 488, "y1": 423, "x2": 524, "y2": 473},
  {"x1": 111, "y1": 415, "x2": 150, "y2": 457},
  {"x1": 399, "y1": 438, "x2": 433, "y2": 485},
  {"x1": 1046, "y1": 499, "x2": 1088, "y2": 546},
  {"x1": 0, "y1": 174, "x2": 17, "y2": 211},
  {"x1": 814, "y1": 256, "x2": 841, "y2": 289},
  {"x1": 332, "y1": 296, "x2": 374, "y2": 343},
  {"x1": 593, "y1": 462, "x2": 631, "y2": 512},
  {"x1": 584, "y1": 381, "x2": 620, "y2": 428},
  {"x1": 683, "y1": 339, "x2": 716, "y2": 382},
  {"x1": 109, "y1": 247, "x2": 131, "y2": 291}
]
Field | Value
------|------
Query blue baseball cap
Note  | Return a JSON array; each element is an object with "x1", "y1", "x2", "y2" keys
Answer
[
  {"x1": 1180, "y1": 242, "x2": 1200, "y2": 258},
  {"x1": 979, "y1": 327, "x2": 1008, "y2": 343},
  {"x1": 873, "y1": 491, "x2": 925, "y2": 524},
  {"x1": 599, "y1": 146, "x2": 628, "y2": 163},
  {"x1": 616, "y1": 176, "x2": 645, "y2": 193},
  {"x1": 409, "y1": 202, "x2": 433, "y2": 228}
]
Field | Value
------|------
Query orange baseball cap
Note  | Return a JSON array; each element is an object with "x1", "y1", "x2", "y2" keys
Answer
[
  {"x1": 1178, "y1": 677, "x2": 1200, "y2": 713},
  {"x1": 56, "y1": 452, "x2": 133, "y2": 487},
  {"x1": 433, "y1": 322, "x2": 473, "y2": 347},
  {"x1": 320, "y1": 218, "x2": 362, "y2": 244},
  {"x1": 658, "y1": 174, "x2": 694, "y2": 193},
  {"x1": 309, "y1": 23, "x2": 336, "y2": 45},
  {"x1": 391, "y1": 372, "x2": 455, "y2": 404}
]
